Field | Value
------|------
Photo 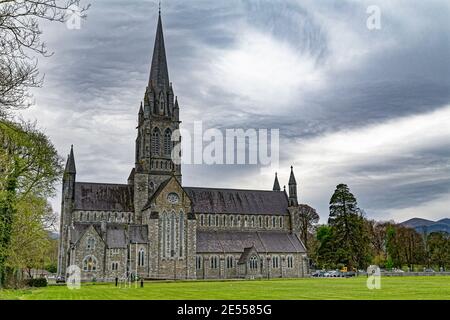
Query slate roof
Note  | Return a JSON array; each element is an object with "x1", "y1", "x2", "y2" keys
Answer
[
  {"x1": 74, "y1": 182, "x2": 134, "y2": 212},
  {"x1": 70, "y1": 223, "x2": 148, "y2": 248},
  {"x1": 185, "y1": 187, "x2": 288, "y2": 215},
  {"x1": 196, "y1": 231, "x2": 306, "y2": 254},
  {"x1": 129, "y1": 225, "x2": 148, "y2": 244},
  {"x1": 238, "y1": 246, "x2": 258, "y2": 264}
]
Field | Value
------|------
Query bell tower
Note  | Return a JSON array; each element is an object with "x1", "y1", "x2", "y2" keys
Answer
[{"x1": 133, "y1": 10, "x2": 182, "y2": 220}]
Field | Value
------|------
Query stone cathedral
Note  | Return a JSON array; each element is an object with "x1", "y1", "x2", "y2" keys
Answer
[{"x1": 57, "y1": 12, "x2": 308, "y2": 281}]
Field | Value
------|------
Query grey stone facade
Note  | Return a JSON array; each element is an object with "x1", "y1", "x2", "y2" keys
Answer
[{"x1": 57, "y1": 12, "x2": 309, "y2": 282}]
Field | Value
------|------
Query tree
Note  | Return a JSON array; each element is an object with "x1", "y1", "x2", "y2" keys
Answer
[
  {"x1": 427, "y1": 232, "x2": 449, "y2": 270},
  {"x1": 0, "y1": 0, "x2": 89, "y2": 115},
  {"x1": 5, "y1": 195, "x2": 57, "y2": 285},
  {"x1": 328, "y1": 184, "x2": 371, "y2": 269},
  {"x1": 315, "y1": 225, "x2": 335, "y2": 269},
  {"x1": 297, "y1": 204, "x2": 319, "y2": 253},
  {"x1": 0, "y1": 119, "x2": 62, "y2": 287}
]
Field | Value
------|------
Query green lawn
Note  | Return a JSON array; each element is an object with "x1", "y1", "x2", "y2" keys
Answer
[{"x1": 1, "y1": 276, "x2": 449, "y2": 300}]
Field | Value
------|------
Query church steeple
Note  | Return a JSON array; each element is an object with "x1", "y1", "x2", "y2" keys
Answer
[
  {"x1": 65, "y1": 145, "x2": 76, "y2": 174},
  {"x1": 149, "y1": 10, "x2": 169, "y2": 91},
  {"x1": 288, "y1": 166, "x2": 298, "y2": 206},
  {"x1": 273, "y1": 172, "x2": 280, "y2": 191}
]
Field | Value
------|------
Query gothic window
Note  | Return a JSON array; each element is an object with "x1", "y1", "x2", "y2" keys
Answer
[
  {"x1": 244, "y1": 216, "x2": 248, "y2": 227},
  {"x1": 138, "y1": 248, "x2": 145, "y2": 267},
  {"x1": 259, "y1": 216, "x2": 262, "y2": 228},
  {"x1": 170, "y1": 212, "x2": 176, "y2": 257},
  {"x1": 223, "y1": 215, "x2": 226, "y2": 227},
  {"x1": 161, "y1": 212, "x2": 168, "y2": 257},
  {"x1": 251, "y1": 216, "x2": 255, "y2": 227},
  {"x1": 208, "y1": 215, "x2": 212, "y2": 226},
  {"x1": 226, "y1": 256, "x2": 234, "y2": 269},
  {"x1": 230, "y1": 216, "x2": 234, "y2": 227},
  {"x1": 237, "y1": 216, "x2": 241, "y2": 226},
  {"x1": 196, "y1": 256, "x2": 202, "y2": 270},
  {"x1": 215, "y1": 215, "x2": 219, "y2": 227},
  {"x1": 200, "y1": 214, "x2": 204, "y2": 226},
  {"x1": 265, "y1": 216, "x2": 269, "y2": 227},
  {"x1": 82, "y1": 255, "x2": 97, "y2": 272},
  {"x1": 210, "y1": 256, "x2": 219, "y2": 269},
  {"x1": 87, "y1": 237, "x2": 95, "y2": 250},
  {"x1": 272, "y1": 216, "x2": 276, "y2": 228},
  {"x1": 179, "y1": 211, "x2": 184, "y2": 257},
  {"x1": 111, "y1": 262, "x2": 119, "y2": 271},
  {"x1": 279, "y1": 216, "x2": 283, "y2": 228},
  {"x1": 272, "y1": 256, "x2": 279, "y2": 268},
  {"x1": 250, "y1": 256, "x2": 258, "y2": 270},
  {"x1": 151, "y1": 127, "x2": 161, "y2": 155},
  {"x1": 164, "y1": 128, "x2": 172, "y2": 155},
  {"x1": 287, "y1": 255, "x2": 294, "y2": 268}
]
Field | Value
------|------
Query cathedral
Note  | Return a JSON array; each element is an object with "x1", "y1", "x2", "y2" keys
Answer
[{"x1": 57, "y1": 11, "x2": 308, "y2": 281}]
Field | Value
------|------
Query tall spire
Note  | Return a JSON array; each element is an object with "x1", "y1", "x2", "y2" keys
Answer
[
  {"x1": 149, "y1": 8, "x2": 169, "y2": 90},
  {"x1": 65, "y1": 145, "x2": 76, "y2": 174},
  {"x1": 273, "y1": 172, "x2": 281, "y2": 191},
  {"x1": 288, "y1": 166, "x2": 298, "y2": 206}
]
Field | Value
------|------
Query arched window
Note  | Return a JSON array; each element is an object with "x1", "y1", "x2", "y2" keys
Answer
[
  {"x1": 200, "y1": 214, "x2": 204, "y2": 226},
  {"x1": 170, "y1": 212, "x2": 176, "y2": 257},
  {"x1": 164, "y1": 128, "x2": 172, "y2": 155},
  {"x1": 111, "y1": 262, "x2": 119, "y2": 271},
  {"x1": 251, "y1": 216, "x2": 255, "y2": 227},
  {"x1": 223, "y1": 215, "x2": 226, "y2": 227},
  {"x1": 272, "y1": 216, "x2": 276, "y2": 228},
  {"x1": 226, "y1": 256, "x2": 234, "y2": 269},
  {"x1": 287, "y1": 255, "x2": 294, "y2": 268},
  {"x1": 138, "y1": 248, "x2": 145, "y2": 267},
  {"x1": 259, "y1": 216, "x2": 262, "y2": 228},
  {"x1": 196, "y1": 256, "x2": 202, "y2": 270},
  {"x1": 151, "y1": 127, "x2": 161, "y2": 155},
  {"x1": 244, "y1": 216, "x2": 248, "y2": 227},
  {"x1": 208, "y1": 215, "x2": 212, "y2": 226},
  {"x1": 265, "y1": 216, "x2": 269, "y2": 227},
  {"x1": 179, "y1": 211, "x2": 184, "y2": 257},
  {"x1": 215, "y1": 215, "x2": 219, "y2": 227},
  {"x1": 237, "y1": 216, "x2": 241, "y2": 226},
  {"x1": 210, "y1": 256, "x2": 219, "y2": 269},
  {"x1": 272, "y1": 255, "x2": 279, "y2": 268},
  {"x1": 83, "y1": 255, "x2": 97, "y2": 271},
  {"x1": 250, "y1": 256, "x2": 258, "y2": 269},
  {"x1": 87, "y1": 237, "x2": 95, "y2": 250},
  {"x1": 279, "y1": 216, "x2": 283, "y2": 228},
  {"x1": 230, "y1": 216, "x2": 234, "y2": 227}
]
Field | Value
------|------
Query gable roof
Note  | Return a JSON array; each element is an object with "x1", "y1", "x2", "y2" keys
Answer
[
  {"x1": 74, "y1": 182, "x2": 134, "y2": 212},
  {"x1": 238, "y1": 246, "x2": 259, "y2": 264},
  {"x1": 196, "y1": 231, "x2": 306, "y2": 253},
  {"x1": 185, "y1": 187, "x2": 288, "y2": 215}
]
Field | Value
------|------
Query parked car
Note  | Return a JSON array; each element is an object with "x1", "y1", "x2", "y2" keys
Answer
[
  {"x1": 311, "y1": 270, "x2": 325, "y2": 277},
  {"x1": 56, "y1": 276, "x2": 65, "y2": 283},
  {"x1": 424, "y1": 268, "x2": 435, "y2": 273}
]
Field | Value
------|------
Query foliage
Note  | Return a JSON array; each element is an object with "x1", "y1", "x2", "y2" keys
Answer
[
  {"x1": 326, "y1": 184, "x2": 371, "y2": 269},
  {"x1": 24, "y1": 277, "x2": 47, "y2": 288},
  {"x1": 297, "y1": 204, "x2": 319, "y2": 253},
  {"x1": 427, "y1": 232, "x2": 450, "y2": 269},
  {"x1": 0, "y1": 119, "x2": 62, "y2": 287}
]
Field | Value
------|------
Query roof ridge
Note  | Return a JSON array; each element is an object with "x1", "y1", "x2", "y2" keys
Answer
[
  {"x1": 185, "y1": 186, "x2": 279, "y2": 193},
  {"x1": 76, "y1": 181, "x2": 131, "y2": 187}
]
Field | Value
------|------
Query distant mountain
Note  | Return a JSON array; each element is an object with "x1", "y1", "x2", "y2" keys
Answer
[{"x1": 400, "y1": 218, "x2": 450, "y2": 234}]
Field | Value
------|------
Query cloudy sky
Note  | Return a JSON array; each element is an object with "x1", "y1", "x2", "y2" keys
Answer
[{"x1": 20, "y1": 0, "x2": 450, "y2": 223}]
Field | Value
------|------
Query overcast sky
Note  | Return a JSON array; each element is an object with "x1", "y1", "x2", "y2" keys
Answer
[{"x1": 20, "y1": 0, "x2": 450, "y2": 223}]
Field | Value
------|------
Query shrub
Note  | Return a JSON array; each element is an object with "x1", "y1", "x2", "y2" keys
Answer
[{"x1": 25, "y1": 278, "x2": 48, "y2": 287}]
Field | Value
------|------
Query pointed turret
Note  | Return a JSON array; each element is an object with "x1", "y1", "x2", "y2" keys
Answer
[
  {"x1": 65, "y1": 145, "x2": 76, "y2": 174},
  {"x1": 149, "y1": 10, "x2": 169, "y2": 91},
  {"x1": 273, "y1": 172, "x2": 281, "y2": 191},
  {"x1": 288, "y1": 166, "x2": 298, "y2": 206}
]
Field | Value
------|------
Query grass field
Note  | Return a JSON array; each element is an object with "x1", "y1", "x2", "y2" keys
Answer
[{"x1": 1, "y1": 276, "x2": 449, "y2": 300}]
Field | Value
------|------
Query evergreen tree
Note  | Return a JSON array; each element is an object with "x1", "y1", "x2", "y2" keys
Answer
[{"x1": 328, "y1": 184, "x2": 371, "y2": 269}]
